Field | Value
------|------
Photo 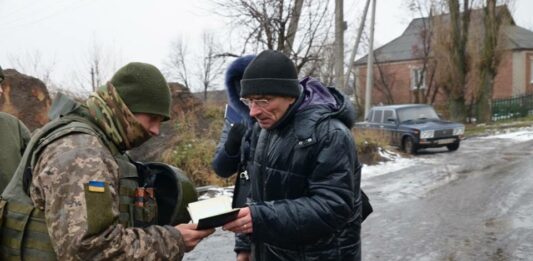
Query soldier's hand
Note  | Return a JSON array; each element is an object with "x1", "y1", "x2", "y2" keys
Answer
[
  {"x1": 174, "y1": 223, "x2": 215, "y2": 252},
  {"x1": 222, "y1": 207, "x2": 253, "y2": 234}
]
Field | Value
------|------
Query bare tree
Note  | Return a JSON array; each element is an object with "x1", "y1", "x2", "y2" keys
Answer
[
  {"x1": 88, "y1": 43, "x2": 105, "y2": 91},
  {"x1": 213, "y1": 0, "x2": 333, "y2": 73},
  {"x1": 71, "y1": 41, "x2": 122, "y2": 93},
  {"x1": 304, "y1": 42, "x2": 336, "y2": 86},
  {"x1": 284, "y1": 0, "x2": 305, "y2": 54},
  {"x1": 197, "y1": 32, "x2": 226, "y2": 101},
  {"x1": 164, "y1": 37, "x2": 192, "y2": 89},
  {"x1": 373, "y1": 55, "x2": 396, "y2": 105},
  {"x1": 7, "y1": 50, "x2": 56, "y2": 87},
  {"x1": 474, "y1": 0, "x2": 513, "y2": 122},
  {"x1": 431, "y1": 0, "x2": 473, "y2": 122},
  {"x1": 405, "y1": 1, "x2": 440, "y2": 104}
]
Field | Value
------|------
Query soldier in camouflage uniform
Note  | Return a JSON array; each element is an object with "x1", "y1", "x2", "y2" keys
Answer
[
  {"x1": 0, "y1": 62, "x2": 214, "y2": 260},
  {"x1": 0, "y1": 65, "x2": 31, "y2": 193}
]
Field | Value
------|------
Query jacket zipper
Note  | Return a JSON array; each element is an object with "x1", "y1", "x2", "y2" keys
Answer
[{"x1": 259, "y1": 130, "x2": 270, "y2": 201}]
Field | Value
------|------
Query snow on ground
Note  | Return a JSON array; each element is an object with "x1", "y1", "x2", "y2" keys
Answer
[
  {"x1": 362, "y1": 149, "x2": 418, "y2": 178},
  {"x1": 200, "y1": 126, "x2": 533, "y2": 199},
  {"x1": 362, "y1": 126, "x2": 533, "y2": 178},
  {"x1": 478, "y1": 127, "x2": 533, "y2": 142}
]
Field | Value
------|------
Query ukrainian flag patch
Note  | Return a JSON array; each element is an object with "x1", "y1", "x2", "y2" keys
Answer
[{"x1": 88, "y1": 181, "x2": 105, "y2": 193}]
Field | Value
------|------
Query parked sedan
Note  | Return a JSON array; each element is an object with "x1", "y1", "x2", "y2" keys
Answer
[{"x1": 355, "y1": 104, "x2": 465, "y2": 154}]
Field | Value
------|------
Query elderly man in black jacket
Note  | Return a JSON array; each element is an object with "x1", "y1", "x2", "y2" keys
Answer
[{"x1": 223, "y1": 50, "x2": 362, "y2": 261}]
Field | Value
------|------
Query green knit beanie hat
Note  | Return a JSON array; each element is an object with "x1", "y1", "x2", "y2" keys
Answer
[{"x1": 111, "y1": 62, "x2": 171, "y2": 121}]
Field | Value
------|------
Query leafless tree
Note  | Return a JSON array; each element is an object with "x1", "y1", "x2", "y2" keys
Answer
[
  {"x1": 405, "y1": 0, "x2": 441, "y2": 104},
  {"x1": 430, "y1": 0, "x2": 513, "y2": 122},
  {"x1": 373, "y1": 55, "x2": 396, "y2": 105},
  {"x1": 431, "y1": 0, "x2": 473, "y2": 122},
  {"x1": 7, "y1": 50, "x2": 56, "y2": 87},
  {"x1": 71, "y1": 41, "x2": 122, "y2": 93},
  {"x1": 88, "y1": 43, "x2": 105, "y2": 91},
  {"x1": 197, "y1": 32, "x2": 226, "y2": 101},
  {"x1": 474, "y1": 0, "x2": 513, "y2": 122},
  {"x1": 164, "y1": 37, "x2": 192, "y2": 89},
  {"x1": 213, "y1": 0, "x2": 333, "y2": 73},
  {"x1": 304, "y1": 42, "x2": 336, "y2": 86}
]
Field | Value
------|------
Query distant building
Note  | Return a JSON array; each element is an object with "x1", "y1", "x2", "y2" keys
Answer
[{"x1": 353, "y1": 5, "x2": 533, "y2": 109}]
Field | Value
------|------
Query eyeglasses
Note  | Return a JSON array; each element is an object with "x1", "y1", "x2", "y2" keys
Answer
[{"x1": 240, "y1": 97, "x2": 272, "y2": 108}]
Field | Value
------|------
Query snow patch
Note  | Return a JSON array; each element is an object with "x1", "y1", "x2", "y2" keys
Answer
[
  {"x1": 362, "y1": 149, "x2": 418, "y2": 178},
  {"x1": 479, "y1": 128, "x2": 533, "y2": 142}
]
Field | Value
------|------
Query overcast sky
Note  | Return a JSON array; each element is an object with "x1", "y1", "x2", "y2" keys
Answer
[{"x1": 1, "y1": 0, "x2": 532, "y2": 94}]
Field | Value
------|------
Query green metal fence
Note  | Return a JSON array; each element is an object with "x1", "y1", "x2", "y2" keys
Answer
[{"x1": 492, "y1": 92, "x2": 533, "y2": 121}]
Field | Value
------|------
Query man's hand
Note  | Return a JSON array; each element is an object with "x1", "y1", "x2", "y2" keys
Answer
[
  {"x1": 174, "y1": 223, "x2": 215, "y2": 252},
  {"x1": 225, "y1": 123, "x2": 247, "y2": 155},
  {"x1": 237, "y1": 251, "x2": 251, "y2": 261},
  {"x1": 222, "y1": 207, "x2": 253, "y2": 234}
]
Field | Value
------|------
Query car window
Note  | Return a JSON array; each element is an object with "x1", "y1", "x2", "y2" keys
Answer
[
  {"x1": 397, "y1": 106, "x2": 439, "y2": 122},
  {"x1": 372, "y1": 110, "x2": 383, "y2": 123},
  {"x1": 366, "y1": 110, "x2": 373, "y2": 121},
  {"x1": 382, "y1": 110, "x2": 394, "y2": 123}
]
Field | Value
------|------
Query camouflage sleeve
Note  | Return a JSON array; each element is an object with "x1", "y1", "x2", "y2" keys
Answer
[{"x1": 30, "y1": 133, "x2": 185, "y2": 260}]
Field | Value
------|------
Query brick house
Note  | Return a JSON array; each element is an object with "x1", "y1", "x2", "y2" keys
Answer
[{"x1": 353, "y1": 5, "x2": 533, "y2": 111}]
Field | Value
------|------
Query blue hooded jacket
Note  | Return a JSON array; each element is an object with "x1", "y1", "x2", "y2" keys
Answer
[{"x1": 212, "y1": 55, "x2": 255, "y2": 178}]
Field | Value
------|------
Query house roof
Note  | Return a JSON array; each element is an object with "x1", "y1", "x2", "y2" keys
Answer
[
  {"x1": 502, "y1": 25, "x2": 533, "y2": 50},
  {"x1": 354, "y1": 17, "x2": 429, "y2": 65},
  {"x1": 354, "y1": 5, "x2": 532, "y2": 66}
]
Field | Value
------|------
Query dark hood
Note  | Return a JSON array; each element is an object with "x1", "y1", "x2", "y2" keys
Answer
[
  {"x1": 224, "y1": 55, "x2": 256, "y2": 122},
  {"x1": 296, "y1": 77, "x2": 357, "y2": 128}
]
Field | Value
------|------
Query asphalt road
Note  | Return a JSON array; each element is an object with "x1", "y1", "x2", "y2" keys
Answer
[
  {"x1": 362, "y1": 132, "x2": 533, "y2": 260},
  {"x1": 184, "y1": 130, "x2": 533, "y2": 260}
]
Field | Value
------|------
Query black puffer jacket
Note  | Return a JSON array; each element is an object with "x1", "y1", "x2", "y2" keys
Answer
[{"x1": 248, "y1": 77, "x2": 362, "y2": 261}]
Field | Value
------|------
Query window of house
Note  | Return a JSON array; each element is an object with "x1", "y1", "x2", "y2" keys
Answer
[{"x1": 411, "y1": 67, "x2": 426, "y2": 90}]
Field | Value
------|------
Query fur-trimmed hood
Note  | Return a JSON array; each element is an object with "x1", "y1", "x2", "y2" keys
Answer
[{"x1": 224, "y1": 55, "x2": 256, "y2": 124}]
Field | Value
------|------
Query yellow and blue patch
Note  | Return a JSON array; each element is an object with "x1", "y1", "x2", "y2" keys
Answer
[{"x1": 88, "y1": 181, "x2": 105, "y2": 193}]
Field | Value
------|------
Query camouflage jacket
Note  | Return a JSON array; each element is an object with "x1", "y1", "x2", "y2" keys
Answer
[
  {"x1": 29, "y1": 132, "x2": 186, "y2": 260},
  {"x1": 27, "y1": 82, "x2": 185, "y2": 261}
]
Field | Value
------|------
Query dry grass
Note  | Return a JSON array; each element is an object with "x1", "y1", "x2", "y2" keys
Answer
[
  {"x1": 352, "y1": 128, "x2": 391, "y2": 165},
  {"x1": 162, "y1": 105, "x2": 234, "y2": 187}
]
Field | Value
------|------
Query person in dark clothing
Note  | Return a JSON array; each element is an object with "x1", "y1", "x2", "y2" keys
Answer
[
  {"x1": 223, "y1": 50, "x2": 362, "y2": 261},
  {"x1": 211, "y1": 55, "x2": 256, "y2": 258}
]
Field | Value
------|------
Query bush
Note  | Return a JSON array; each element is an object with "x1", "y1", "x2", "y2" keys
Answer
[
  {"x1": 352, "y1": 128, "x2": 390, "y2": 165},
  {"x1": 163, "y1": 105, "x2": 234, "y2": 187}
]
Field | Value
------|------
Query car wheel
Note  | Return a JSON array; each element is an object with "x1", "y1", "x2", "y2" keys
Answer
[
  {"x1": 447, "y1": 142, "x2": 460, "y2": 151},
  {"x1": 403, "y1": 136, "x2": 417, "y2": 154}
]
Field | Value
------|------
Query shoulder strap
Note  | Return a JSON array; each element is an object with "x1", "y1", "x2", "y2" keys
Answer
[
  {"x1": 29, "y1": 115, "x2": 118, "y2": 169},
  {"x1": 1, "y1": 114, "x2": 118, "y2": 204}
]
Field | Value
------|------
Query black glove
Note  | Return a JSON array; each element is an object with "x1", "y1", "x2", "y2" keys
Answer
[{"x1": 225, "y1": 123, "x2": 247, "y2": 155}]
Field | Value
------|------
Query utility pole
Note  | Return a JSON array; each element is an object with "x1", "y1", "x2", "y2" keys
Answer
[
  {"x1": 344, "y1": 0, "x2": 371, "y2": 101},
  {"x1": 90, "y1": 67, "x2": 95, "y2": 92},
  {"x1": 335, "y1": 0, "x2": 344, "y2": 90},
  {"x1": 364, "y1": 0, "x2": 377, "y2": 119}
]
